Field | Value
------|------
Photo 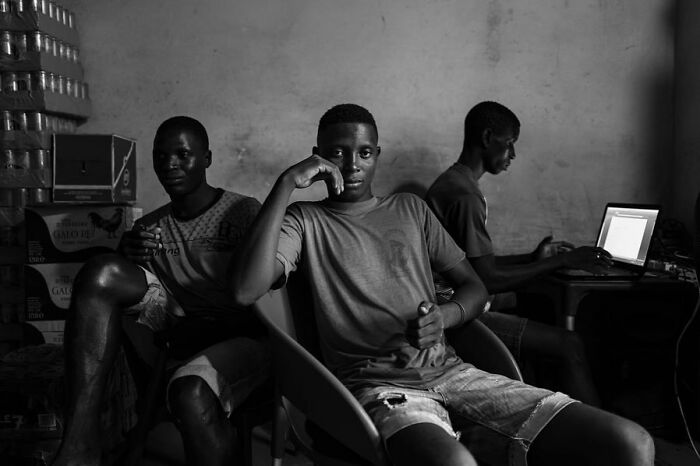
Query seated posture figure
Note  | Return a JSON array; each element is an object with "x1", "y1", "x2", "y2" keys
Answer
[
  {"x1": 53, "y1": 116, "x2": 269, "y2": 466},
  {"x1": 231, "y1": 103, "x2": 654, "y2": 466},
  {"x1": 425, "y1": 101, "x2": 610, "y2": 406}
]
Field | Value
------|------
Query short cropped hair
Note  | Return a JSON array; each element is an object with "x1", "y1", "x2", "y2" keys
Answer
[
  {"x1": 464, "y1": 101, "x2": 520, "y2": 147},
  {"x1": 155, "y1": 116, "x2": 209, "y2": 150},
  {"x1": 317, "y1": 104, "x2": 377, "y2": 138}
]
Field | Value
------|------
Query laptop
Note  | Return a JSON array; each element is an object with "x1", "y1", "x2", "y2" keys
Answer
[{"x1": 555, "y1": 203, "x2": 661, "y2": 280}]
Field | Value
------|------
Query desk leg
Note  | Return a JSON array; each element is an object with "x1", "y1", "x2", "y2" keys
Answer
[
  {"x1": 564, "y1": 315, "x2": 575, "y2": 331},
  {"x1": 562, "y1": 288, "x2": 590, "y2": 332}
]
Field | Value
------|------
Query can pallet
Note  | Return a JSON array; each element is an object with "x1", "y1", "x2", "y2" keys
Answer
[
  {"x1": 1, "y1": 70, "x2": 88, "y2": 97},
  {"x1": 0, "y1": 30, "x2": 80, "y2": 62},
  {"x1": 0, "y1": 187, "x2": 51, "y2": 206}
]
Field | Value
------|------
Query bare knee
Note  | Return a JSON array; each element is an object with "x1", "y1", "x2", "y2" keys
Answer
[
  {"x1": 605, "y1": 418, "x2": 655, "y2": 466},
  {"x1": 169, "y1": 376, "x2": 223, "y2": 429},
  {"x1": 435, "y1": 447, "x2": 476, "y2": 466},
  {"x1": 72, "y1": 253, "x2": 146, "y2": 307},
  {"x1": 387, "y1": 423, "x2": 476, "y2": 466}
]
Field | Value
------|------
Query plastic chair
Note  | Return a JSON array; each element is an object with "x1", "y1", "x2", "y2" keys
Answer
[{"x1": 254, "y1": 275, "x2": 523, "y2": 466}]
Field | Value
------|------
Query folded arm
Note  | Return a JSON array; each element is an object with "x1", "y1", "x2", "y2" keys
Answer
[{"x1": 230, "y1": 155, "x2": 343, "y2": 306}]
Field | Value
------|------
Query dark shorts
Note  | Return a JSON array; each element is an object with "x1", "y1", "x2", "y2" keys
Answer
[{"x1": 126, "y1": 267, "x2": 271, "y2": 417}]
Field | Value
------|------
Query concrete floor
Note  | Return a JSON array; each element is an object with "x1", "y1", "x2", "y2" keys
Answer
[
  {"x1": 135, "y1": 423, "x2": 700, "y2": 466},
  {"x1": 138, "y1": 422, "x2": 312, "y2": 466},
  {"x1": 130, "y1": 419, "x2": 700, "y2": 466}
]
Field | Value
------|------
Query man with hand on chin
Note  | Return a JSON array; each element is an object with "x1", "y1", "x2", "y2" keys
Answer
[{"x1": 231, "y1": 103, "x2": 653, "y2": 466}]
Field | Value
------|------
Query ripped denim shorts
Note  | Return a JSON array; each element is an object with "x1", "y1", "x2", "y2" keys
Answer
[{"x1": 354, "y1": 366, "x2": 576, "y2": 466}]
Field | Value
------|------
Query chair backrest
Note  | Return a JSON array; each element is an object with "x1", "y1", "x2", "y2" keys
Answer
[{"x1": 254, "y1": 287, "x2": 389, "y2": 466}]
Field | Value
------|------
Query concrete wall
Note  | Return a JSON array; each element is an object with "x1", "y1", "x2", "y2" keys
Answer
[
  {"x1": 673, "y1": 0, "x2": 700, "y2": 235},
  {"x1": 61, "y1": 0, "x2": 675, "y2": 253}
]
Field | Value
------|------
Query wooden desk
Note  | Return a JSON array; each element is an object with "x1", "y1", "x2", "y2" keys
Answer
[{"x1": 520, "y1": 273, "x2": 697, "y2": 331}]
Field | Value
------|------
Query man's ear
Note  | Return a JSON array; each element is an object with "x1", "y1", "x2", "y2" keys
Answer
[
  {"x1": 376, "y1": 146, "x2": 381, "y2": 157},
  {"x1": 205, "y1": 150, "x2": 212, "y2": 168},
  {"x1": 312, "y1": 146, "x2": 319, "y2": 156},
  {"x1": 481, "y1": 128, "x2": 494, "y2": 149}
]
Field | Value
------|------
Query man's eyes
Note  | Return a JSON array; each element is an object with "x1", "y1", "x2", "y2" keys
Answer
[
  {"x1": 328, "y1": 149, "x2": 373, "y2": 158},
  {"x1": 155, "y1": 151, "x2": 191, "y2": 158}
]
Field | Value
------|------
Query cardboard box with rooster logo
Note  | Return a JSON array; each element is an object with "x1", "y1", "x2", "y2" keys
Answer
[
  {"x1": 53, "y1": 134, "x2": 137, "y2": 203},
  {"x1": 25, "y1": 205, "x2": 142, "y2": 264},
  {"x1": 23, "y1": 262, "x2": 82, "y2": 322}
]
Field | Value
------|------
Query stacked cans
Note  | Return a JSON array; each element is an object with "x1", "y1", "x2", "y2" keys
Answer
[
  {"x1": 0, "y1": 1, "x2": 76, "y2": 28},
  {"x1": 1, "y1": 70, "x2": 89, "y2": 98},
  {"x1": 0, "y1": 0, "x2": 88, "y2": 116},
  {"x1": 0, "y1": 1, "x2": 86, "y2": 338},
  {"x1": 1, "y1": 30, "x2": 79, "y2": 61}
]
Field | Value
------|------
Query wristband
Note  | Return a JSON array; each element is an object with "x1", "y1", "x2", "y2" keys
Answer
[{"x1": 447, "y1": 299, "x2": 467, "y2": 326}]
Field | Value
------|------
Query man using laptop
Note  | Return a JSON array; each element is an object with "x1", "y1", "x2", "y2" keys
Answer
[{"x1": 425, "y1": 101, "x2": 612, "y2": 406}]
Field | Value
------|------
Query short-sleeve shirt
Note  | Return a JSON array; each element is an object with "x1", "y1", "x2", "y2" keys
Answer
[
  {"x1": 275, "y1": 193, "x2": 468, "y2": 391},
  {"x1": 425, "y1": 163, "x2": 493, "y2": 258},
  {"x1": 136, "y1": 189, "x2": 261, "y2": 330}
]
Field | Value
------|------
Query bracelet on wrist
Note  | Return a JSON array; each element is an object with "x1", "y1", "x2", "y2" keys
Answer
[{"x1": 447, "y1": 299, "x2": 467, "y2": 326}]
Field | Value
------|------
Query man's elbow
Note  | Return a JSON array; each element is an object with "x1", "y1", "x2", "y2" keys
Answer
[
  {"x1": 232, "y1": 284, "x2": 262, "y2": 308},
  {"x1": 475, "y1": 280, "x2": 489, "y2": 307}
]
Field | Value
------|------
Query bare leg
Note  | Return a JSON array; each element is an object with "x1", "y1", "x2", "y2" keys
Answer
[
  {"x1": 53, "y1": 254, "x2": 148, "y2": 466},
  {"x1": 529, "y1": 402, "x2": 654, "y2": 466},
  {"x1": 386, "y1": 423, "x2": 476, "y2": 466},
  {"x1": 169, "y1": 376, "x2": 236, "y2": 465},
  {"x1": 521, "y1": 320, "x2": 601, "y2": 406}
]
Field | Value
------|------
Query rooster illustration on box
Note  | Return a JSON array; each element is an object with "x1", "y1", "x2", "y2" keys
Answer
[{"x1": 88, "y1": 208, "x2": 124, "y2": 238}]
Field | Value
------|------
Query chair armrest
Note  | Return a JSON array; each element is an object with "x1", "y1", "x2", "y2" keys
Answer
[
  {"x1": 446, "y1": 318, "x2": 523, "y2": 381},
  {"x1": 254, "y1": 292, "x2": 389, "y2": 465}
]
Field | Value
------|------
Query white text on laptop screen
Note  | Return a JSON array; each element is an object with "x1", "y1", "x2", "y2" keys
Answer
[{"x1": 596, "y1": 207, "x2": 659, "y2": 267}]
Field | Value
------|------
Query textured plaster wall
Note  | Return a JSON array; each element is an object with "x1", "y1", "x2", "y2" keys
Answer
[
  {"x1": 673, "y1": 0, "x2": 700, "y2": 234},
  {"x1": 61, "y1": 0, "x2": 675, "y2": 252}
]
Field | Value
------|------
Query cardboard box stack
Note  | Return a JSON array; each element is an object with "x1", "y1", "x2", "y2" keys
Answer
[
  {"x1": 0, "y1": 3, "x2": 139, "y2": 462},
  {"x1": 0, "y1": 0, "x2": 91, "y2": 348}
]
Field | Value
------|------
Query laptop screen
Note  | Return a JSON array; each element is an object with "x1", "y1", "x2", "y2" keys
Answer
[{"x1": 595, "y1": 204, "x2": 660, "y2": 267}]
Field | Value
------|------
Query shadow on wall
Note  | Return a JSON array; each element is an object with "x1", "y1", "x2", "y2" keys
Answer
[
  {"x1": 641, "y1": 0, "x2": 675, "y2": 206},
  {"x1": 392, "y1": 181, "x2": 428, "y2": 198}
]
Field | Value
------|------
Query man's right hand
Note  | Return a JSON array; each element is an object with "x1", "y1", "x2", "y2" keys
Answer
[
  {"x1": 118, "y1": 226, "x2": 162, "y2": 265},
  {"x1": 281, "y1": 155, "x2": 344, "y2": 195},
  {"x1": 533, "y1": 235, "x2": 576, "y2": 261},
  {"x1": 560, "y1": 246, "x2": 613, "y2": 272}
]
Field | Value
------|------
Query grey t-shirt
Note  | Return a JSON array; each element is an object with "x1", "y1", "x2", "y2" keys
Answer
[
  {"x1": 425, "y1": 163, "x2": 494, "y2": 258},
  {"x1": 137, "y1": 189, "x2": 261, "y2": 328},
  {"x1": 276, "y1": 193, "x2": 469, "y2": 391}
]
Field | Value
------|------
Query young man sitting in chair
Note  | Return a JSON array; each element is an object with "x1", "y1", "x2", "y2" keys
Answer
[
  {"x1": 231, "y1": 103, "x2": 654, "y2": 466},
  {"x1": 53, "y1": 116, "x2": 269, "y2": 466}
]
